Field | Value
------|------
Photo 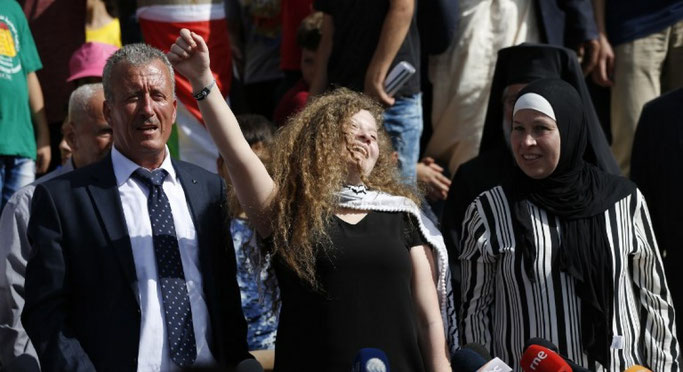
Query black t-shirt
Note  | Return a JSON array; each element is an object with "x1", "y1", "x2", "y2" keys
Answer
[
  {"x1": 314, "y1": 0, "x2": 421, "y2": 97},
  {"x1": 273, "y1": 211, "x2": 427, "y2": 371}
]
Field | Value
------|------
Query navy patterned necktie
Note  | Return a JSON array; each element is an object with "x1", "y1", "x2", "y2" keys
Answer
[{"x1": 132, "y1": 168, "x2": 197, "y2": 367}]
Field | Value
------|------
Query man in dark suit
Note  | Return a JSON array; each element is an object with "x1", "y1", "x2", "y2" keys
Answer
[{"x1": 22, "y1": 43, "x2": 252, "y2": 371}]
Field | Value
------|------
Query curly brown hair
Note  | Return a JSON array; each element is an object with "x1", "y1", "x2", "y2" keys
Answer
[{"x1": 270, "y1": 88, "x2": 419, "y2": 287}]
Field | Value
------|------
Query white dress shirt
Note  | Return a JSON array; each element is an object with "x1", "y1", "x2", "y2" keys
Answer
[{"x1": 111, "y1": 147, "x2": 215, "y2": 371}]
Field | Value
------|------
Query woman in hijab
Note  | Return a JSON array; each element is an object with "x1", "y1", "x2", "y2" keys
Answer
[
  {"x1": 441, "y1": 44, "x2": 619, "y2": 308},
  {"x1": 459, "y1": 78, "x2": 679, "y2": 371}
]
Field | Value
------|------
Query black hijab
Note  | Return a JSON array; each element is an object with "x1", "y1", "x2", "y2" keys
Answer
[
  {"x1": 510, "y1": 79, "x2": 634, "y2": 367},
  {"x1": 443, "y1": 45, "x2": 619, "y2": 311},
  {"x1": 480, "y1": 44, "x2": 620, "y2": 176},
  {"x1": 445, "y1": 44, "x2": 583, "y2": 244}
]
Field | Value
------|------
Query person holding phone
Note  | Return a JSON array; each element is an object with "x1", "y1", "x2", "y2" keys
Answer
[{"x1": 308, "y1": 0, "x2": 423, "y2": 185}]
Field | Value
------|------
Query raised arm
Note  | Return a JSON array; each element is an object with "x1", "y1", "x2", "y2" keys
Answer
[{"x1": 167, "y1": 29, "x2": 276, "y2": 236}]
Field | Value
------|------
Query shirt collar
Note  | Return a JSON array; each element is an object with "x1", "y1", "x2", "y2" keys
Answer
[
  {"x1": 111, "y1": 146, "x2": 177, "y2": 187},
  {"x1": 63, "y1": 158, "x2": 75, "y2": 172}
]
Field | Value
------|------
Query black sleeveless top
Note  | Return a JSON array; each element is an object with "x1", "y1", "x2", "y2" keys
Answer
[{"x1": 273, "y1": 211, "x2": 427, "y2": 371}]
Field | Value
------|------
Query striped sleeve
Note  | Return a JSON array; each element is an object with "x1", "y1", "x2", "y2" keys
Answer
[
  {"x1": 458, "y1": 188, "x2": 507, "y2": 351},
  {"x1": 631, "y1": 189, "x2": 680, "y2": 371}
]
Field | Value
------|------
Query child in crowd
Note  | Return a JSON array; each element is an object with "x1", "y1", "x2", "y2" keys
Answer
[{"x1": 273, "y1": 11, "x2": 322, "y2": 126}]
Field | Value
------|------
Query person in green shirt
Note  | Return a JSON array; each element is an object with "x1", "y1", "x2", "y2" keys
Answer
[{"x1": 0, "y1": 0, "x2": 50, "y2": 211}]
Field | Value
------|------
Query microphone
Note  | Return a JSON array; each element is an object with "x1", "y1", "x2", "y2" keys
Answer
[
  {"x1": 451, "y1": 346, "x2": 488, "y2": 371},
  {"x1": 525, "y1": 338, "x2": 590, "y2": 372},
  {"x1": 235, "y1": 358, "x2": 264, "y2": 372},
  {"x1": 463, "y1": 343, "x2": 492, "y2": 361},
  {"x1": 624, "y1": 366, "x2": 652, "y2": 372},
  {"x1": 352, "y1": 348, "x2": 389, "y2": 372},
  {"x1": 450, "y1": 343, "x2": 513, "y2": 372},
  {"x1": 520, "y1": 345, "x2": 572, "y2": 372}
]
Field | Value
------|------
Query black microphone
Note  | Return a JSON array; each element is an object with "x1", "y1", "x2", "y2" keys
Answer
[
  {"x1": 352, "y1": 348, "x2": 389, "y2": 372},
  {"x1": 462, "y1": 343, "x2": 492, "y2": 361},
  {"x1": 451, "y1": 346, "x2": 488, "y2": 371},
  {"x1": 451, "y1": 343, "x2": 513, "y2": 372},
  {"x1": 525, "y1": 338, "x2": 590, "y2": 372},
  {"x1": 234, "y1": 358, "x2": 264, "y2": 372}
]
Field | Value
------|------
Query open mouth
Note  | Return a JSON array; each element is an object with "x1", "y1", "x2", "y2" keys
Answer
[
  {"x1": 521, "y1": 154, "x2": 541, "y2": 161},
  {"x1": 137, "y1": 124, "x2": 159, "y2": 134},
  {"x1": 350, "y1": 143, "x2": 368, "y2": 158}
]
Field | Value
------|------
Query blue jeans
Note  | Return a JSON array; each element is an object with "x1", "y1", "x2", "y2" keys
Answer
[
  {"x1": 0, "y1": 156, "x2": 35, "y2": 212},
  {"x1": 382, "y1": 93, "x2": 423, "y2": 185}
]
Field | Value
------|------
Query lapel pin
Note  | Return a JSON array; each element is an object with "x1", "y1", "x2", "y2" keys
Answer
[{"x1": 192, "y1": 179, "x2": 198, "y2": 184}]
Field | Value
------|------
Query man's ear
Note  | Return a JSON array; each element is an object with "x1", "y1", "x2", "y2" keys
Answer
[
  {"x1": 63, "y1": 122, "x2": 76, "y2": 150},
  {"x1": 172, "y1": 98, "x2": 177, "y2": 125}
]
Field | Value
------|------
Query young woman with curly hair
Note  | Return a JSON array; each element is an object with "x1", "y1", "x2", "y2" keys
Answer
[{"x1": 168, "y1": 29, "x2": 454, "y2": 371}]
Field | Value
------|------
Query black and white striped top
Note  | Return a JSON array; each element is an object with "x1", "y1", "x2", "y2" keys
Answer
[{"x1": 459, "y1": 186, "x2": 679, "y2": 371}]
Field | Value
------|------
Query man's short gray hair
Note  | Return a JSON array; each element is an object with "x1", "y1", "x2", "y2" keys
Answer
[
  {"x1": 102, "y1": 43, "x2": 175, "y2": 102},
  {"x1": 68, "y1": 83, "x2": 104, "y2": 127}
]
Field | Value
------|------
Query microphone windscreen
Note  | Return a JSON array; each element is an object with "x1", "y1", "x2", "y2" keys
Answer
[
  {"x1": 451, "y1": 347, "x2": 488, "y2": 372},
  {"x1": 462, "y1": 343, "x2": 493, "y2": 361},
  {"x1": 524, "y1": 337, "x2": 591, "y2": 372},
  {"x1": 624, "y1": 366, "x2": 653, "y2": 372},
  {"x1": 352, "y1": 348, "x2": 389, "y2": 372},
  {"x1": 235, "y1": 358, "x2": 264, "y2": 372},
  {"x1": 520, "y1": 345, "x2": 572, "y2": 372}
]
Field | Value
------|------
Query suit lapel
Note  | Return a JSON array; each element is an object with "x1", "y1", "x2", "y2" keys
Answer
[
  {"x1": 87, "y1": 154, "x2": 138, "y2": 286},
  {"x1": 173, "y1": 160, "x2": 203, "y2": 237}
]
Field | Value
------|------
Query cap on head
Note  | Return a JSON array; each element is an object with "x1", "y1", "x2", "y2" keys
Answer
[{"x1": 67, "y1": 42, "x2": 119, "y2": 82}]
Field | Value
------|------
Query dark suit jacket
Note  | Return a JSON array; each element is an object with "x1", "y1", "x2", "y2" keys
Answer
[
  {"x1": 22, "y1": 154, "x2": 251, "y2": 371},
  {"x1": 631, "y1": 88, "x2": 683, "y2": 336},
  {"x1": 537, "y1": 0, "x2": 599, "y2": 47}
]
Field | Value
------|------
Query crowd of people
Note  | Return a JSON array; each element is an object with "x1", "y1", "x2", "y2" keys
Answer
[{"x1": 1, "y1": 0, "x2": 682, "y2": 371}]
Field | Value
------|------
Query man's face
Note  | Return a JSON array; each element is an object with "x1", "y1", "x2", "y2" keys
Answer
[
  {"x1": 103, "y1": 59, "x2": 176, "y2": 167},
  {"x1": 70, "y1": 89, "x2": 113, "y2": 167}
]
